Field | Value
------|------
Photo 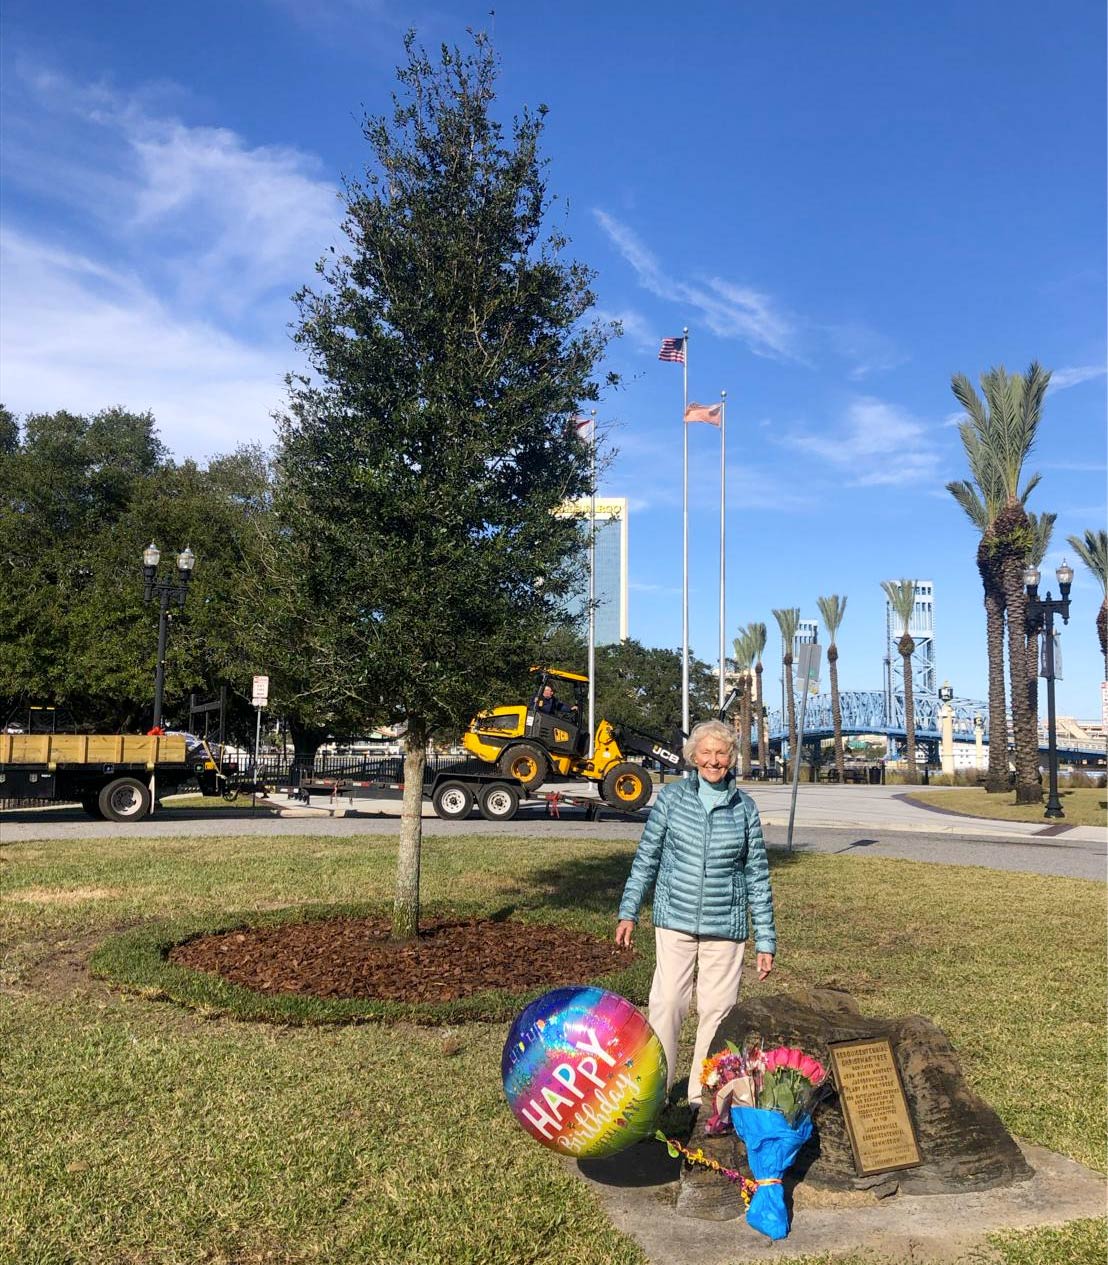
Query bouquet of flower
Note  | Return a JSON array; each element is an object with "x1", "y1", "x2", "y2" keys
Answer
[{"x1": 700, "y1": 1037, "x2": 829, "y2": 1240}]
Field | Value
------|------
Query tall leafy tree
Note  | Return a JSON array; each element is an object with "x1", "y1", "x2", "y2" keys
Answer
[
  {"x1": 278, "y1": 32, "x2": 615, "y2": 939},
  {"x1": 1066, "y1": 529, "x2": 1107, "y2": 678},
  {"x1": 772, "y1": 607, "x2": 799, "y2": 763},
  {"x1": 882, "y1": 579, "x2": 918, "y2": 783},
  {"x1": 816, "y1": 594, "x2": 848, "y2": 783},
  {"x1": 951, "y1": 364, "x2": 1050, "y2": 804}
]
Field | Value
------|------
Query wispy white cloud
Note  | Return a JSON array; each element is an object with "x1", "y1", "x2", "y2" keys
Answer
[
  {"x1": 1, "y1": 229, "x2": 292, "y2": 457},
  {"x1": 1, "y1": 67, "x2": 341, "y2": 457},
  {"x1": 825, "y1": 320, "x2": 908, "y2": 380},
  {"x1": 1048, "y1": 364, "x2": 1106, "y2": 391},
  {"x1": 592, "y1": 209, "x2": 798, "y2": 361},
  {"x1": 776, "y1": 397, "x2": 942, "y2": 487}
]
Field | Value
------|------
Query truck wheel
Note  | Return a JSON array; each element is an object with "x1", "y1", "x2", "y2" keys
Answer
[
  {"x1": 98, "y1": 777, "x2": 153, "y2": 823},
  {"x1": 80, "y1": 795, "x2": 104, "y2": 819},
  {"x1": 498, "y1": 743, "x2": 546, "y2": 792},
  {"x1": 600, "y1": 762, "x2": 652, "y2": 812},
  {"x1": 478, "y1": 781, "x2": 520, "y2": 822},
  {"x1": 432, "y1": 781, "x2": 475, "y2": 820}
]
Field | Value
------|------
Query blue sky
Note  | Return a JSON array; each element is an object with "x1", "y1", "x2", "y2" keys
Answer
[{"x1": 2, "y1": 0, "x2": 1105, "y2": 718}]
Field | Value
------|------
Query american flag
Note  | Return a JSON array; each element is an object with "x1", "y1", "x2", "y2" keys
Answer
[{"x1": 657, "y1": 336, "x2": 686, "y2": 364}]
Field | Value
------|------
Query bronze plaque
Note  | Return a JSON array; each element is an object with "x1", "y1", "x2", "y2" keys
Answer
[{"x1": 828, "y1": 1038, "x2": 922, "y2": 1176}]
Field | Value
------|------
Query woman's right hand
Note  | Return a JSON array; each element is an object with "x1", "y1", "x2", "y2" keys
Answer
[{"x1": 615, "y1": 919, "x2": 635, "y2": 948}]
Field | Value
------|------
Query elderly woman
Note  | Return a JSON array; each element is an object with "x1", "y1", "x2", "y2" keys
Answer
[{"x1": 615, "y1": 719, "x2": 776, "y2": 1109}]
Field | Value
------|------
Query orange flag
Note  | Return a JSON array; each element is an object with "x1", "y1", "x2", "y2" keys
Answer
[{"x1": 684, "y1": 402, "x2": 722, "y2": 426}]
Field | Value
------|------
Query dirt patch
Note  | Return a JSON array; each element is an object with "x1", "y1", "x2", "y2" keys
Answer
[
  {"x1": 6, "y1": 886, "x2": 122, "y2": 904},
  {"x1": 170, "y1": 916, "x2": 633, "y2": 1002}
]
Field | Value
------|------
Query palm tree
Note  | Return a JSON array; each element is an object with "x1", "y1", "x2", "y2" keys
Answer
[
  {"x1": 749, "y1": 621, "x2": 769, "y2": 774},
  {"x1": 1067, "y1": 529, "x2": 1107, "y2": 678},
  {"x1": 772, "y1": 608, "x2": 800, "y2": 771},
  {"x1": 951, "y1": 363, "x2": 1049, "y2": 804},
  {"x1": 816, "y1": 594, "x2": 848, "y2": 783},
  {"x1": 947, "y1": 428, "x2": 1011, "y2": 793},
  {"x1": 882, "y1": 579, "x2": 918, "y2": 784},
  {"x1": 1024, "y1": 512, "x2": 1057, "y2": 740},
  {"x1": 732, "y1": 626, "x2": 755, "y2": 779}
]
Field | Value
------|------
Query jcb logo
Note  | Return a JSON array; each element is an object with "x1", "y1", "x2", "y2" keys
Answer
[
  {"x1": 652, "y1": 744, "x2": 679, "y2": 762},
  {"x1": 554, "y1": 728, "x2": 569, "y2": 743}
]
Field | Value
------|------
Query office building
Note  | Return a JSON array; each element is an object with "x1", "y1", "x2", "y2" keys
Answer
[{"x1": 555, "y1": 498, "x2": 629, "y2": 645}]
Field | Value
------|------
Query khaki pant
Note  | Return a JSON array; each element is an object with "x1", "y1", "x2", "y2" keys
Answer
[{"x1": 648, "y1": 927, "x2": 746, "y2": 1105}]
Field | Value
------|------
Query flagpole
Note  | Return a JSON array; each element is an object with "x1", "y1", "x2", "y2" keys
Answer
[
  {"x1": 719, "y1": 388, "x2": 727, "y2": 712},
  {"x1": 587, "y1": 408, "x2": 597, "y2": 759},
  {"x1": 681, "y1": 326, "x2": 690, "y2": 737}
]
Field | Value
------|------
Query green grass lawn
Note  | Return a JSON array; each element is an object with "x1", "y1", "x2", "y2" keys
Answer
[
  {"x1": 2, "y1": 831, "x2": 1105, "y2": 1265},
  {"x1": 905, "y1": 786, "x2": 1106, "y2": 826}
]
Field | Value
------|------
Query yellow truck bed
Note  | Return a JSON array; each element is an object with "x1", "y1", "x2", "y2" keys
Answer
[{"x1": 0, "y1": 733, "x2": 188, "y2": 768}]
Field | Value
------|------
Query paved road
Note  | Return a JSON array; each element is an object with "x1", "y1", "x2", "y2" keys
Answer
[{"x1": 2, "y1": 784, "x2": 1103, "y2": 880}]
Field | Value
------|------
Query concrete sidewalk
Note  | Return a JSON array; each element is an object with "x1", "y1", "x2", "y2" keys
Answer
[
  {"x1": 573, "y1": 1137, "x2": 1107, "y2": 1263},
  {"x1": 265, "y1": 781, "x2": 1105, "y2": 845}
]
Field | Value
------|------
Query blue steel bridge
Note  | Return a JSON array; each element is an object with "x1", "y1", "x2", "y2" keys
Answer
[{"x1": 764, "y1": 690, "x2": 1106, "y2": 766}]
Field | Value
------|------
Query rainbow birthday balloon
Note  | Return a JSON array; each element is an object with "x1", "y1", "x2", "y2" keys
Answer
[{"x1": 501, "y1": 987, "x2": 667, "y2": 1158}]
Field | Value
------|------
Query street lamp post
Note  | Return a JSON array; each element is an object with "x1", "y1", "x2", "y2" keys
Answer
[
  {"x1": 1024, "y1": 560, "x2": 1073, "y2": 819},
  {"x1": 142, "y1": 544, "x2": 196, "y2": 731}
]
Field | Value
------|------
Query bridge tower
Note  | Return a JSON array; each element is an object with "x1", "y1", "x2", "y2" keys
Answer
[{"x1": 883, "y1": 579, "x2": 935, "y2": 726}]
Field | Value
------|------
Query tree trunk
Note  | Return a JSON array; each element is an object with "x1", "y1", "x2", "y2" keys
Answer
[
  {"x1": 1026, "y1": 628, "x2": 1040, "y2": 749},
  {"x1": 828, "y1": 643, "x2": 845, "y2": 782},
  {"x1": 287, "y1": 720, "x2": 328, "y2": 788},
  {"x1": 1098, "y1": 600, "x2": 1107, "y2": 678},
  {"x1": 899, "y1": 635, "x2": 917, "y2": 784},
  {"x1": 983, "y1": 584, "x2": 1009, "y2": 793},
  {"x1": 784, "y1": 654, "x2": 797, "y2": 763},
  {"x1": 755, "y1": 662, "x2": 769, "y2": 775},
  {"x1": 393, "y1": 719, "x2": 427, "y2": 941},
  {"x1": 739, "y1": 674, "x2": 752, "y2": 778},
  {"x1": 1002, "y1": 560, "x2": 1042, "y2": 805}
]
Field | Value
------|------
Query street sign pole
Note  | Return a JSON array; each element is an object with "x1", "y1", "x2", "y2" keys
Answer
[
  {"x1": 251, "y1": 675, "x2": 269, "y2": 811},
  {"x1": 786, "y1": 642, "x2": 821, "y2": 853}
]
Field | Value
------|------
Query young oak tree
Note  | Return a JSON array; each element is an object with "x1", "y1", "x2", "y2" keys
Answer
[{"x1": 278, "y1": 32, "x2": 617, "y2": 939}]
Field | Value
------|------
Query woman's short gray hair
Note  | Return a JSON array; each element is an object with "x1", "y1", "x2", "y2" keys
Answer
[{"x1": 683, "y1": 719, "x2": 738, "y2": 767}]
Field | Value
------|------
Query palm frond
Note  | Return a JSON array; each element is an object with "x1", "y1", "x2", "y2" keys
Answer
[
  {"x1": 732, "y1": 625, "x2": 755, "y2": 670},
  {"x1": 880, "y1": 578, "x2": 917, "y2": 634},
  {"x1": 772, "y1": 607, "x2": 800, "y2": 650},
  {"x1": 1026, "y1": 512, "x2": 1056, "y2": 568},
  {"x1": 946, "y1": 479, "x2": 990, "y2": 530},
  {"x1": 816, "y1": 593, "x2": 847, "y2": 640},
  {"x1": 748, "y1": 621, "x2": 767, "y2": 664},
  {"x1": 1067, "y1": 529, "x2": 1108, "y2": 593}
]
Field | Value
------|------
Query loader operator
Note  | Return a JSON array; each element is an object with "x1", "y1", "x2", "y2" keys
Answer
[{"x1": 534, "y1": 683, "x2": 577, "y2": 721}]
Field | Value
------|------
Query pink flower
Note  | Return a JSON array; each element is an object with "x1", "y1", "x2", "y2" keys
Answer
[
  {"x1": 785, "y1": 1048, "x2": 803, "y2": 1071},
  {"x1": 762, "y1": 1046, "x2": 789, "y2": 1071},
  {"x1": 798, "y1": 1054, "x2": 825, "y2": 1084}
]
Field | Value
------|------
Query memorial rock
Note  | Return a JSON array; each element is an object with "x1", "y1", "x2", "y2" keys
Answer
[{"x1": 677, "y1": 987, "x2": 1032, "y2": 1221}]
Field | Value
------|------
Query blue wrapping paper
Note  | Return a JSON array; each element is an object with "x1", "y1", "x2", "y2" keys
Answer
[{"x1": 731, "y1": 1105, "x2": 813, "y2": 1240}]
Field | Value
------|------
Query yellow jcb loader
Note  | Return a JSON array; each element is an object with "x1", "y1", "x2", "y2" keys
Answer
[{"x1": 461, "y1": 667, "x2": 702, "y2": 812}]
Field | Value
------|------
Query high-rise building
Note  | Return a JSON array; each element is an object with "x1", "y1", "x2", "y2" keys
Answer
[
  {"x1": 884, "y1": 579, "x2": 935, "y2": 722},
  {"x1": 555, "y1": 498, "x2": 629, "y2": 645},
  {"x1": 781, "y1": 618, "x2": 819, "y2": 715}
]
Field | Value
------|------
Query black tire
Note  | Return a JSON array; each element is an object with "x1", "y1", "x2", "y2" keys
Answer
[
  {"x1": 600, "y1": 762, "x2": 652, "y2": 812},
  {"x1": 98, "y1": 777, "x2": 153, "y2": 823},
  {"x1": 498, "y1": 742, "x2": 547, "y2": 792},
  {"x1": 80, "y1": 795, "x2": 104, "y2": 819},
  {"x1": 478, "y1": 781, "x2": 520, "y2": 822},
  {"x1": 432, "y1": 780, "x2": 475, "y2": 820}
]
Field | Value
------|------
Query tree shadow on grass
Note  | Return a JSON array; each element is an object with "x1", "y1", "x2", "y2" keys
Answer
[{"x1": 524, "y1": 850, "x2": 807, "y2": 916}]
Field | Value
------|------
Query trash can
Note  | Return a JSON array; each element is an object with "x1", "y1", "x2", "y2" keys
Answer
[{"x1": 868, "y1": 765, "x2": 882, "y2": 785}]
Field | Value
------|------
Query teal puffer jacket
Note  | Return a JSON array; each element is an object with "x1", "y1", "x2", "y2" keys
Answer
[{"x1": 618, "y1": 775, "x2": 777, "y2": 953}]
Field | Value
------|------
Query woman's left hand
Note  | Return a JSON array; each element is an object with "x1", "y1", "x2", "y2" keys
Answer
[{"x1": 756, "y1": 952, "x2": 774, "y2": 980}]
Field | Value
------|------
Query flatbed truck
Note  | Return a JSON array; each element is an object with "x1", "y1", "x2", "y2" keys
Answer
[{"x1": 0, "y1": 732, "x2": 225, "y2": 822}]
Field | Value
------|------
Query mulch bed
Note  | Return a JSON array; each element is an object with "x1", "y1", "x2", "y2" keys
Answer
[{"x1": 169, "y1": 917, "x2": 633, "y2": 1003}]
